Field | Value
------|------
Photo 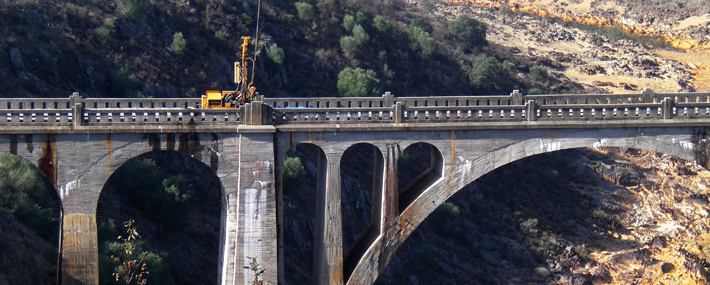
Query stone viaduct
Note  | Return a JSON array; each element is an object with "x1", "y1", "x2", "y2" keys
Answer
[{"x1": 1, "y1": 90, "x2": 710, "y2": 285}]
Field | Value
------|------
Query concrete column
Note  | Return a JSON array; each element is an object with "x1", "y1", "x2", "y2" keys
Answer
[
  {"x1": 381, "y1": 144, "x2": 399, "y2": 231},
  {"x1": 220, "y1": 128, "x2": 278, "y2": 285},
  {"x1": 662, "y1": 97, "x2": 674, "y2": 119},
  {"x1": 55, "y1": 134, "x2": 117, "y2": 285},
  {"x1": 526, "y1": 100, "x2": 537, "y2": 122},
  {"x1": 394, "y1": 102, "x2": 404, "y2": 123},
  {"x1": 313, "y1": 153, "x2": 343, "y2": 285}
]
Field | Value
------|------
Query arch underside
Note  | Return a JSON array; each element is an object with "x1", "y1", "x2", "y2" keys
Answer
[{"x1": 346, "y1": 127, "x2": 705, "y2": 284}]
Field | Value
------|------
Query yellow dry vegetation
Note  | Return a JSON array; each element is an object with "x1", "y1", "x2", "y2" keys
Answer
[{"x1": 655, "y1": 50, "x2": 710, "y2": 92}]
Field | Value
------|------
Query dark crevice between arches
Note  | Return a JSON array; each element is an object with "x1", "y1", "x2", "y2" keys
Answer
[
  {"x1": 96, "y1": 151, "x2": 221, "y2": 285},
  {"x1": 281, "y1": 144, "x2": 322, "y2": 285},
  {"x1": 398, "y1": 143, "x2": 443, "y2": 213},
  {"x1": 341, "y1": 143, "x2": 384, "y2": 283}
]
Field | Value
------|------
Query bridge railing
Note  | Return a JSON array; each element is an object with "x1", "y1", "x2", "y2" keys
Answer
[
  {"x1": 0, "y1": 109, "x2": 74, "y2": 126},
  {"x1": 402, "y1": 105, "x2": 527, "y2": 122},
  {"x1": 83, "y1": 98, "x2": 202, "y2": 109},
  {"x1": 273, "y1": 107, "x2": 394, "y2": 124},
  {"x1": 80, "y1": 108, "x2": 241, "y2": 125},
  {"x1": 535, "y1": 103, "x2": 665, "y2": 121},
  {"x1": 0, "y1": 98, "x2": 73, "y2": 110}
]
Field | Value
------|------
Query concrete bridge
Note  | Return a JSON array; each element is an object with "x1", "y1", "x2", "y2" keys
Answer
[{"x1": 2, "y1": 90, "x2": 710, "y2": 284}]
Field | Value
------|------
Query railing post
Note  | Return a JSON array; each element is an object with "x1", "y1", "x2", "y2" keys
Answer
[
  {"x1": 642, "y1": 88, "x2": 655, "y2": 103},
  {"x1": 394, "y1": 102, "x2": 404, "y2": 123},
  {"x1": 511, "y1": 90, "x2": 522, "y2": 105},
  {"x1": 662, "y1": 97, "x2": 674, "y2": 119},
  {"x1": 526, "y1": 100, "x2": 537, "y2": 122},
  {"x1": 71, "y1": 92, "x2": 83, "y2": 127},
  {"x1": 383, "y1": 91, "x2": 393, "y2": 106},
  {"x1": 243, "y1": 101, "x2": 274, "y2": 125}
]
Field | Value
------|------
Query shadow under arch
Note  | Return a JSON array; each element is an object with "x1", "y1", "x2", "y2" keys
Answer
[
  {"x1": 0, "y1": 151, "x2": 62, "y2": 284},
  {"x1": 348, "y1": 130, "x2": 705, "y2": 284},
  {"x1": 279, "y1": 142, "x2": 327, "y2": 284},
  {"x1": 397, "y1": 142, "x2": 444, "y2": 214},
  {"x1": 96, "y1": 150, "x2": 222, "y2": 284},
  {"x1": 339, "y1": 142, "x2": 385, "y2": 283}
]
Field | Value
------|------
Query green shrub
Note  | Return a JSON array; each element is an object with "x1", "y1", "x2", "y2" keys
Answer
[
  {"x1": 282, "y1": 157, "x2": 306, "y2": 197},
  {"x1": 281, "y1": 14, "x2": 295, "y2": 23},
  {"x1": 110, "y1": 68, "x2": 140, "y2": 98},
  {"x1": 352, "y1": 24, "x2": 369, "y2": 45},
  {"x1": 343, "y1": 14, "x2": 355, "y2": 32},
  {"x1": 373, "y1": 15, "x2": 391, "y2": 32},
  {"x1": 267, "y1": 43, "x2": 285, "y2": 65},
  {"x1": 294, "y1": 2, "x2": 314, "y2": 20},
  {"x1": 215, "y1": 30, "x2": 229, "y2": 41},
  {"x1": 0, "y1": 153, "x2": 57, "y2": 243},
  {"x1": 95, "y1": 18, "x2": 115, "y2": 39},
  {"x1": 99, "y1": 219, "x2": 173, "y2": 284},
  {"x1": 529, "y1": 66, "x2": 547, "y2": 81},
  {"x1": 106, "y1": 159, "x2": 196, "y2": 229},
  {"x1": 340, "y1": 35, "x2": 358, "y2": 59},
  {"x1": 431, "y1": 202, "x2": 460, "y2": 235},
  {"x1": 520, "y1": 218, "x2": 538, "y2": 234},
  {"x1": 355, "y1": 11, "x2": 366, "y2": 23},
  {"x1": 116, "y1": 0, "x2": 151, "y2": 19},
  {"x1": 466, "y1": 56, "x2": 508, "y2": 93},
  {"x1": 171, "y1": 32, "x2": 187, "y2": 55},
  {"x1": 527, "y1": 88, "x2": 543, "y2": 95},
  {"x1": 410, "y1": 26, "x2": 437, "y2": 58},
  {"x1": 410, "y1": 15, "x2": 432, "y2": 33},
  {"x1": 448, "y1": 14, "x2": 488, "y2": 48},
  {"x1": 502, "y1": 60, "x2": 516, "y2": 72},
  {"x1": 337, "y1": 67, "x2": 380, "y2": 97}
]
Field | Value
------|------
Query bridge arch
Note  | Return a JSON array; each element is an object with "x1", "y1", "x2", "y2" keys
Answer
[
  {"x1": 96, "y1": 149, "x2": 223, "y2": 284},
  {"x1": 347, "y1": 127, "x2": 704, "y2": 284},
  {"x1": 279, "y1": 142, "x2": 334, "y2": 284},
  {"x1": 339, "y1": 142, "x2": 385, "y2": 282}
]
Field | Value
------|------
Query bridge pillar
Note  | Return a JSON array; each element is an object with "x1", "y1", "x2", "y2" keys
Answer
[
  {"x1": 313, "y1": 153, "x2": 344, "y2": 285},
  {"x1": 220, "y1": 127, "x2": 278, "y2": 285},
  {"x1": 54, "y1": 134, "x2": 117, "y2": 285},
  {"x1": 526, "y1": 100, "x2": 537, "y2": 121},
  {"x1": 662, "y1": 97, "x2": 674, "y2": 119}
]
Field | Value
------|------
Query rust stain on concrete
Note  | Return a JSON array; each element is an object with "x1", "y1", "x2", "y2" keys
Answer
[
  {"x1": 38, "y1": 134, "x2": 57, "y2": 187},
  {"x1": 329, "y1": 265, "x2": 343, "y2": 285},
  {"x1": 25, "y1": 134, "x2": 34, "y2": 153},
  {"x1": 166, "y1": 133, "x2": 175, "y2": 151},
  {"x1": 61, "y1": 213, "x2": 98, "y2": 285},
  {"x1": 9, "y1": 134, "x2": 17, "y2": 155},
  {"x1": 106, "y1": 133, "x2": 112, "y2": 171},
  {"x1": 693, "y1": 127, "x2": 710, "y2": 169}
]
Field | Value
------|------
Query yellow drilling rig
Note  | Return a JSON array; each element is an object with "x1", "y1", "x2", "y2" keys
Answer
[{"x1": 201, "y1": 36, "x2": 257, "y2": 109}]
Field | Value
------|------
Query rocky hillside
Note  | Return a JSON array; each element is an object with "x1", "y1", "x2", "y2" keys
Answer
[
  {"x1": 436, "y1": 0, "x2": 710, "y2": 92},
  {"x1": 0, "y1": 0, "x2": 596, "y2": 100}
]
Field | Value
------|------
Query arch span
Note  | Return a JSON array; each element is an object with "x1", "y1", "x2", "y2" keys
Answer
[
  {"x1": 347, "y1": 127, "x2": 706, "y2": 284},
  {"x1": 96, "y1": 150, "x2": 223, "y2": 284}
]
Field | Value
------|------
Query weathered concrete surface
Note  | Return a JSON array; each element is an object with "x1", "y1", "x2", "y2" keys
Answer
[
  {"x1": 0, "y1": 129, "x2": 277, "y2": 285},
  {"x1": 277, "y1": 126, "x2": 705, "y2": 285},
  {"x1": 0, "y1": 120, "x2": 707, "y2": 285}
]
